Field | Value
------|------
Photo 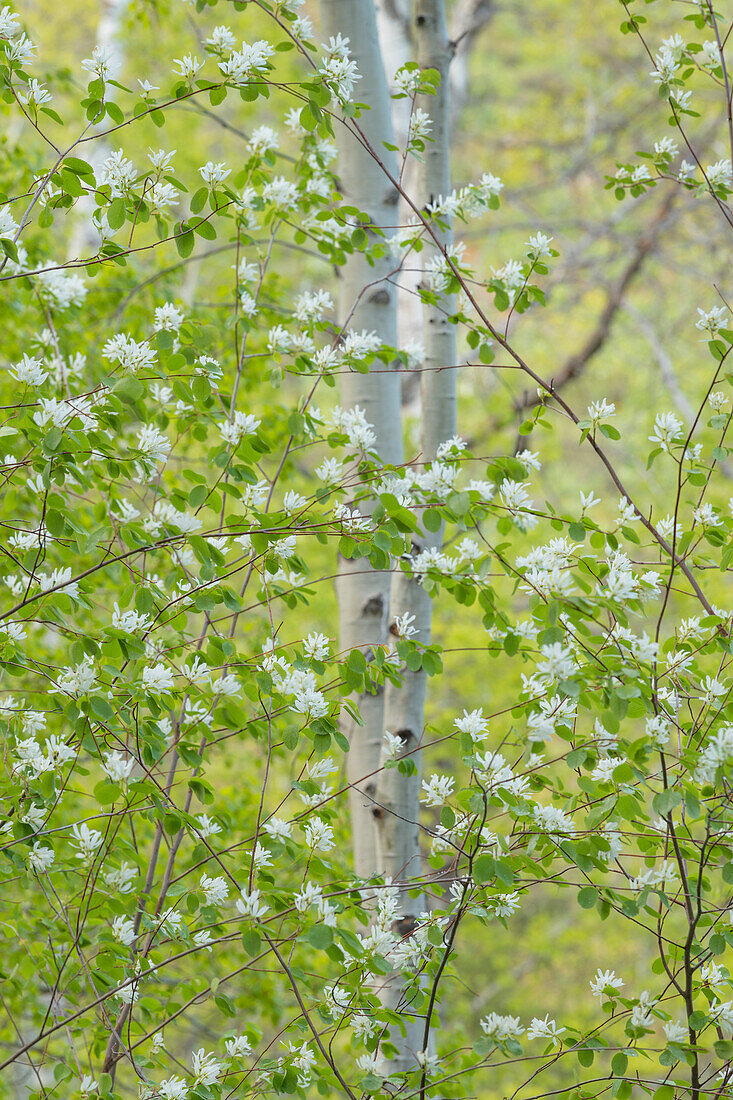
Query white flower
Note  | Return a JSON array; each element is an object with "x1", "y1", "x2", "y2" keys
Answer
[
  {"x1": 356, "y1": 1052, "x2": 380, "y2": 1073},
  {"x1": 649, "y1": 411, "x2": 684, "y2": 452},
  {"x1": 225, "y1": 1034, "x2": 252, "y2": 1058},
  {"x1": 291, "y1": 686, "x2": 328, "y2": 718},
  {"x1": 404, "y1": 339, "x2": 426, "y2": 367},
  {"x1": 304, "y1": 816, "x2": 335, "y2": 851},
  {"x1": 71, "y1": 822, "x2": 103, "y2": 862},
  {"x1": 111, "y1": 916, "x2": 136, "y2": 946},
  {"x1": 701, "y1": 960, "x2": 726, "y2": 986},
  {"x1": 103, "y1": 862, "x2": 137, "y2": 893},
  {"x1": 454, "y1": 708, "x2": 488, "y2": 741},
  {"x1": 590, "y1": 968, "x2": 624, "y2": 999},
  {"x1": 580, "y1": 489, "x2": 601, "y2": 510},
  {"x1": 148, "y1": 181, "x2": 179, "y2": 213},
  {"x1": 700, "y1": 675, "x2": 727, "y2": 705},
  {"x1": 112, "y1": 604, "x2": 151, "y2": 634},
  {"x1": 587, "y1": 398, "x2": 615, "y2": 427},
  {"x1": 191, "y1": 1048, "x2": 222, "y2": 1086},
  {"x1": 294, "y1": 881, "x2": 323, "y2": 911},
  {"x1": 263, "y1": 817, "x2": 293, "y2": 841},
  {"x1": 654, "y1": 136, "x2": 679, "y2": 158},
  {"x1": 136, "y1": 425, "x2": 171, "y2": 468},
  {"x1": 493, "y1": 892, "x2": 521, "y2": 918},
  {"x1": 11, "y1": 356, "x2": 47, "y2": 389},
  {"x1": 421, "y1": 773, "x2": 455, "y2": 807},
  {"x1": 103, "y1": 752, "x2": 135, "y2": 783},
  {"x1": 383, "y1": 730, "x2": 403, "y2": 759},
  {"x1": 103, "y1": 332, "x2": 156, "y2": 371},
  {"x1": 19, "y1": 78, "x2": 51, "y2": 106},
  {"x1": 236, "y1": 887, "x2": 269, "y2": 919},
  {"x1": 153, "y1": 303, "x2": 184, "y2": 332},
  {"x1": 706, "y1": 159, "x2": 733, "y2": 191},
  {"x1": 696, "y1": 726, "x2": 733, "y2": 784},
  {"x1": 645, "y1": 715, "x2": 669, "y2": 747},
  {"x1": 408, "y1": 106, "x2": 432, "y2": 146},
  {"x1": 295, "y1": 289, "x2": 334, "y2": 324},
  {"x1": 0, "y1": 7, "x2": 21, "y2": 40},
  {"x1": 142, "y1": 663, "x2": 174, "y2": 693},
  {"x1": 56, "y1": 658, "x2": 97, "y2": 697},
  {"x1": 249, "y1": 125, "x2": 279, "y2": 155},
  {"x1": 28, "y1": 842, "x2": 54, "y2": 871},
  {"x1": 199, "y1": 161, "x2": 230, "y2": 186},
  {"x1": 200, "y1": 873, "x2": 229, "y2": 906},
  {"x1": 283, "y1": 490, "x2": 307, "y2": 514},
  {"x1": 664, "y1": 1020, "x2": 688, "y2": 1044},
  {"x1": 193, "y1": 929, "x2": 213, "y2": 951},
  {"x1": 239, "y1": 290, "x2": 258, "y2": 317},
  {"x1": 480, "y1": 1013, "x2": 525, "y2": 1040},
  {"x1": 303, "y1": 633, "x2": 330, "y2": 660},
  {"x1": 173, "y1": 54, "x2": 203, "y2": 81},
  {"x1": 219, "y1": 411, "x2": 261, "y2": 446},
  {"x1": 158, "y1": 1076, "x2": 189, "y2": 1099},
  {"x1": 532, "y1": 803, "x2": 575, "y2": 836},
  {"x1": 526, "y1": 1015, "x2": 565, "y2": 1042},
  {"x1": 696, "y1": 305, "x2": 728, "y2": 337},
  {"x1": 81, "y1": 45, "x2": 113, "y2": 79},
  {"x1": 629, "y1": 860, "x2": 679, "y2": 891},
  {"x1": 527, "y1": 231, "x2": 553, "y2": 258},
  {"x1": 196, "y1": 814, "x2": 222, "y2": 838},
  {"x1": 319, "y1": 52, "x2": 361, "y2": 103}
]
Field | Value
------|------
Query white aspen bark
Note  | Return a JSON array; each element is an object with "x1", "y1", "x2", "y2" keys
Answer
[
  {"x1": 449, "y1": 0, "x2": 495, "y2": 119},
  {"x1": 374, "y1": 0, "x2": 426, "y2": 429},
  {"x1": 374, "y1": 0, "x2": 456, "y2": 1073},
  {"x1": 375, "y1": 0, "x2": 412, "y2": 143},
  {"x1": 319, "y1": 0, "x2": 404, "y2": 879}
]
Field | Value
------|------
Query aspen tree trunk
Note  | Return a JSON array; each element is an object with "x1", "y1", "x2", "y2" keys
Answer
[
  {"x1": 374, "y1": 0, "x2": 425, "y2": 422},
  {"x1": 374, "y1": 0, "x2": 456, "y2": 1072},
  {"x1": 319, "y1": 0, "x2": 404, "y2": 878}
]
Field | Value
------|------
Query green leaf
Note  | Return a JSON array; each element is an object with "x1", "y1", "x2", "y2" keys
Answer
[
  {"x1": 45, "y1": 509, "x2": 65, "y2": 537},
  {"x1": 473, "y1": 854, "x2": 495, "y2": 883},
  {"x1": 107, "y1": 197, "x2": 126, "y2": 230},
  {"x1": 300, "y1": 104, "x2": 319, "y2": 131},
  {"x1": 113, "y1": 376, "x2": 145, "y2": 403},
  {"x1": 308, "y1": 923, "x2": 333, "y2": 949},
  {"x1": 188, "y1": 484, "x2": 208, "y2": 508},
  {"x1": 190, "y1": 186, "x2": 208, "y2": 214},
  {"x1": 193, "y1": 218, "x2": 216, "y2": 240},
  {"x1": 242, "y1": 929, "x2": 260, "y2": 956},
  {"x1": 175, "y1": 226, "x2": 195, "y2": 257},
  {"x1": 612, "y1": 1052, "x2": 628, "y2": 1075},
  {"x1": 423, "y1": 508, "x2": 442, "y2": 533},
  {"x1": 652, "y1": 789, "x2": 682, "y2": 816},
  {"x1": 577, "y1": 886, "x2": 596, "y2": 909}
]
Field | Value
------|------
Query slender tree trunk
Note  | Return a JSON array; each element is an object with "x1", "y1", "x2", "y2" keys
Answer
[
  {"x1": 319, "y1": 0, "x2": 404, "y2": 879},
  {"x1": 374, "y1": 0, "x2": 456, "y2": 1073}
]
